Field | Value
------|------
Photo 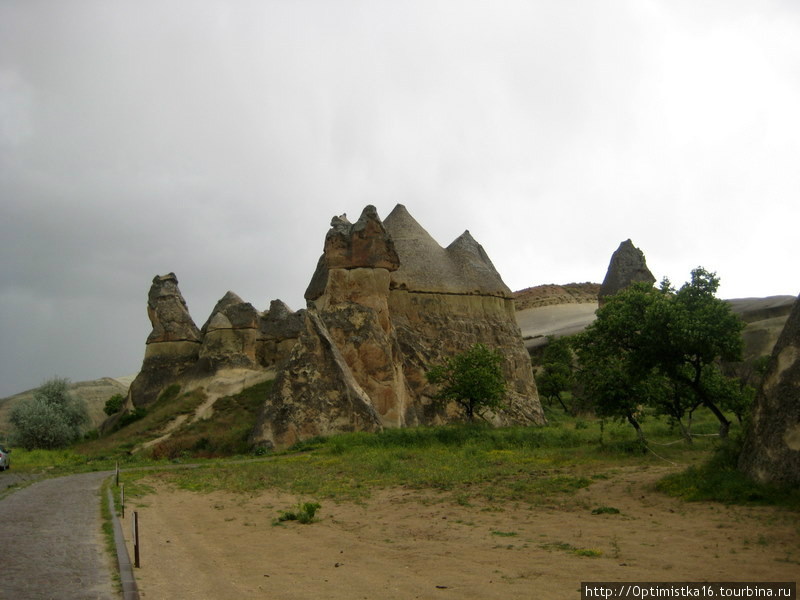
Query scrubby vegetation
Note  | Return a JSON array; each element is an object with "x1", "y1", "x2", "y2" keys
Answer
[
  {"x1": 657, "y1": 433, "x2": 800, "y2": 509},
  {"x1": 146, "y1": 380, "x2": 271, "y2": 460},
  {"x1": 9, "y1": 377, "x2": 90, "y2": 450}
]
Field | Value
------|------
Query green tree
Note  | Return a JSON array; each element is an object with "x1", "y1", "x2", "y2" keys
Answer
[
  {"x1": 426, "y1": 343, "x2": 507, "y2": 422},
  {"x1": 575, "y1": 268, "x2": 745, "y2": 441},
  {"x1": 103, "y1": 393, "x2": 125, "y2": 416},
  {"x1": 656, "y1": 269, "x2": 745, "y2": 438},
  {"x1": 10, "y1": 377, "x2": 90, "y2": 450},
  {"x1": 536, "y1": 336, "x2": 576, "y2": 414}
]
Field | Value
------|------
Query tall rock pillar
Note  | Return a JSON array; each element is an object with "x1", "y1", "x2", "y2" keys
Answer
[{"x1": 128, "y1": 273, "x2": 202, "y2": 407}]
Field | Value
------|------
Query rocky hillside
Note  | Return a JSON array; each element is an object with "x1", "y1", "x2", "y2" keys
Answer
[{"x1": 513, "y1": 283, "x2": 600, "y2": 310}]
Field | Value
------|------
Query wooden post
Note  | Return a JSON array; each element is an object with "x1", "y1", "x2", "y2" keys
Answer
[
  {"x1": 133, "y1": 511, "x2": 140, "y2": 568},
  {"x1": 115, "y1": 461, "x2": 119, "y2": 487},
  {"x1": 121, "y1": 483, "x2": 125, "y2": 519}
]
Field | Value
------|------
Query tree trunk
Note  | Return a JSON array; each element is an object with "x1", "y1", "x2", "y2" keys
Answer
[
  {"x1": 626, "y1": 413, "x2": 646, "y2": 451},
  {"x1": 555, "y1": 393, "x2": 570, "y2": 414},
  {"x1": 677, "y1": 417, "x2": 693, "y2": 445},
  {"x1": 702, "y1": 399, "x2": 731, "y2": 439}
]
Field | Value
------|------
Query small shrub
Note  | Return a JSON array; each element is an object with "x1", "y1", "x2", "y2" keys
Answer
[
  {"x1": 103, "y1": 394, "x2": 125, "y2": 416},
  {"x1": 276, "y1": 502, "x2": 322, "y2": 524},
  {"x1": 117, "y1": 407, "x2": 147, "y2": 429}
]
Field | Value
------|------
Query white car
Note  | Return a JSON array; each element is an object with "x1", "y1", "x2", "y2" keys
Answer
[{"x1": 0, "y1": 445, "x2": 10, "y2": 471}]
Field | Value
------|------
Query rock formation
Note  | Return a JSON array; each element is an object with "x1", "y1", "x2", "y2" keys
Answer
[
  {"x1": 251, "y1": 204, "x2": 544, "y2": 449},
  {"x1": 383, "y1": 205, "x2": 541, "y2": 427},
  {"x1": 257, "y1": 300, "x2": 305, "y2": 368},
  {"x1": 128, "y1": 275, "x2": 300, "y2": 409},
  {"x1": 738, "y1": 293, "x2": 800, "y2": 484},
  {"x1": 127, "y1": 273, "x2": 202, "y2": 407},
  {"x1": 198, "y1": 291, "x2": 260, "y2": 371},
  {"x1": 598, "y1": 239, "x2": 656, "y2": 305},
  {"x1": 126, "y1": 205, "x2": 543, "y2": 449}
]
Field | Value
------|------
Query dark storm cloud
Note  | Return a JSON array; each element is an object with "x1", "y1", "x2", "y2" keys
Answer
[{"x1": 1, "y1": 0, "x2": 798, "y2": 397}]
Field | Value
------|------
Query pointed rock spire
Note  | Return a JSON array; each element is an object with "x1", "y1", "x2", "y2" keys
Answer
[
  {"x1": 598, "y1": 239, "x2": 656, "y2": 305},
  {"x1": 446, "y1": 230, "x2": 511, "y2": 296}
]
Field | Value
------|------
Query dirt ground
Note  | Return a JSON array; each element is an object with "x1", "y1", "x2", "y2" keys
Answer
[{"x1": 122, "y1": 466, "x2": 799, "y2": 600}]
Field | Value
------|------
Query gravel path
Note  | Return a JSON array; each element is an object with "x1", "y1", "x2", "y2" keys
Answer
[{"x1": 0, "y1": 471, "x2": 119, "y2": 599}]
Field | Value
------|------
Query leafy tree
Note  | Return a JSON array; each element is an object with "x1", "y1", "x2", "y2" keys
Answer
[
  {"x1": 655, "y1": 269, "x2": 745, "y2": 438},
  {"x1": 103, "y1": 393, "x2": 125, "y2": 416},
  {"x1": 576, "y1": 314, "x2": 664, "y2": 445},
  {"x1": 10, "y1": 377, "x2": 90, "y2": 450},
  {"x1": 575, "y1": 268, "x2": 745, "y2": 441},
  {"x1": 426, "y1": 343, "x2": 507, "y2": 422},
  {"x1": 536, "y1": 336, "x2": 576, "y2": 414}
]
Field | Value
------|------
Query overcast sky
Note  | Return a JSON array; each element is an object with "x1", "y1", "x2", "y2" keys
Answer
[{"x1": 1, "y1": 0, "x2": 798, "y2": 398}]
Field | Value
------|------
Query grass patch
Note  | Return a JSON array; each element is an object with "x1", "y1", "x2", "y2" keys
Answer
[
  {"x1": 153, "y1": 412, "x2": 727, "y2": 504},
  {"x1": 657, "y1": 436, "x2": 800, "y2": 511},
  {"x1": 591, "y1": 506, "x2": 621, "y2": 515},
  {"x1": 99, "y1": 479, "x2": 122, "y2": 594},
  {"x1": 540, "y1": 541, "x2": 603, "y2": 557}
]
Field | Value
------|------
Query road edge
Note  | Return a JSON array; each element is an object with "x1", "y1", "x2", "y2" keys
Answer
[{"x1": 106, "y1": 485, "x2": 140, "y2": 600}]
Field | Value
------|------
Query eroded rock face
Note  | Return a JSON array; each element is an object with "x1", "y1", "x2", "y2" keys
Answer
[
  {"x1": 739, "y1": 294, "x2": 800, "y2": 484},
  {"x1": 258, "y1": 300, "x2": 305, "y2": 368},
  {"x1": 598, "y1": 239, "x2": 656, "y2": 305},
  {"x1": 252, "y1": 204, "x2": 544, "y2": 449},
  {"x1": 384, "y1": 205, "x2": 543, "y2": 427},
  {"x1": 129, "y1": 273, "x2": 202, "y2": 407},
  {"x1": 198, "y1": 291, "x2": 259, "y2": 371}
]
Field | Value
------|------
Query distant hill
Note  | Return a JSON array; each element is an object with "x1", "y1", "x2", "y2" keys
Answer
[
  {"x1": 514, "y1": 284, "x2": 796, "y2": 362},
  {"x1": 0, "y1": 376, "x2": 133, "y2": 437},
  {"x1": 513, "y1": 282, "x2": 600, "y2": 310}
]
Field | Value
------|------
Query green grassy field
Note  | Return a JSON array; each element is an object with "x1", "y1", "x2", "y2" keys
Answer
[{"x1": 8, "y1": 380, "x2": 798, "y2": 511}]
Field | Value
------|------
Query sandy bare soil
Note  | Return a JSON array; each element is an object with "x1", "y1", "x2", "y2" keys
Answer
[{"x1": 122, "y1": 466, "x2": 799, "y2": 600}]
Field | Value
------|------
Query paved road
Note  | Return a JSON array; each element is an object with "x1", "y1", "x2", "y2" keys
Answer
[{"x1": 0, "y1": 471, "x2": 119, "y2": 599}]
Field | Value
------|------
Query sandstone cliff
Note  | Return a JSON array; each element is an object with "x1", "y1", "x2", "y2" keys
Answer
[{"x1": 251, "y1": 205, "x2": 544, "y2": 449}]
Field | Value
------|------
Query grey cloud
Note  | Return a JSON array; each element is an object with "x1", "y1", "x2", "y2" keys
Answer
[{"x1": 1, "y1": 0, "x2": 798, "y2": 397}]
